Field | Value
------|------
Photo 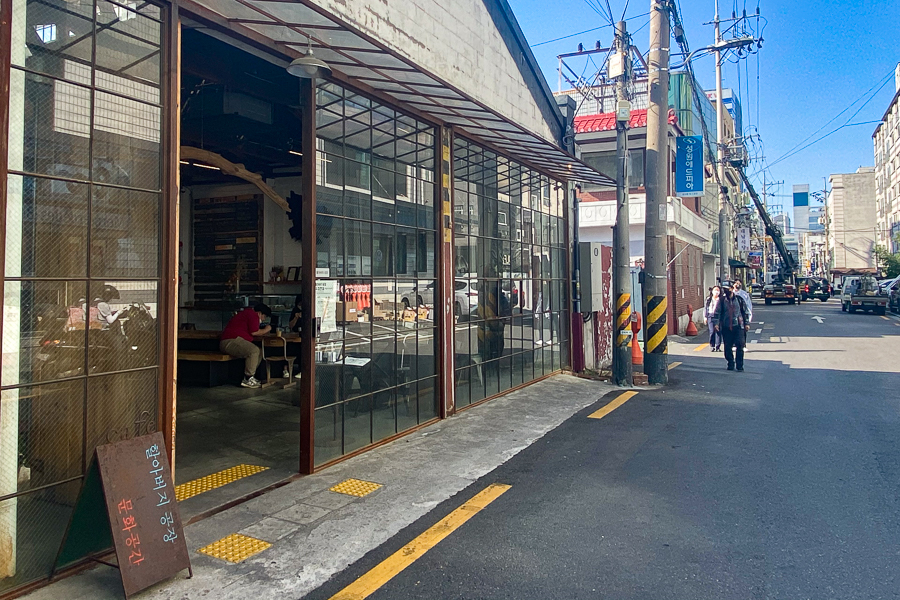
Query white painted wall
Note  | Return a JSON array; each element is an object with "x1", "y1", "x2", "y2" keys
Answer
[{"x1": 828, "y1": 169, "x2": 877, "y2": 271}]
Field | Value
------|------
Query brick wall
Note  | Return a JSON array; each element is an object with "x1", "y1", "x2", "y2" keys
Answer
[{"x1": 667, "y1": 236, "x2": 704, "y2": 335}]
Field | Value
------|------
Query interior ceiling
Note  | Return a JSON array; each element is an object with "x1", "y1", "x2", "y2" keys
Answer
[
  {"x1": 180, "y1": 29, "x2": 303, "y2": 185},
  {"x1": 179, "y1": 0, "x2": 614, "y2": 186}
]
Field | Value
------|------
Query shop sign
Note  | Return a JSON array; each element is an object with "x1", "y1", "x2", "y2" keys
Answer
[
  {"x1": 675, "y1": 136, "x2": 704, "y2": 198},
  {"x1": 55, "y1": 433, "x2": 191, "y2": 598},
  {"x1": 737, "y1": 227, "x2": 751, "y2": 251}
]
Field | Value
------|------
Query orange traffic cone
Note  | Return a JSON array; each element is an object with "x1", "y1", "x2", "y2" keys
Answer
[
  {"x1": 631, "y1": 312, "x2": 643, "y2": 366},
  {"x1": 685, "y1": 303, "x2": 699, "y2": 336}
]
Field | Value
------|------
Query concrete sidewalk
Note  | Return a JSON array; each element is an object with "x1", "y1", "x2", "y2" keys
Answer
[{"x1": 25, "y1": 374, "x2": 612, "y2": 600}]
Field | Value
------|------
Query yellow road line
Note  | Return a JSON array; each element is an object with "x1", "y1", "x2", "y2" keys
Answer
[
  {"x1": 668, "y1": 362, "x2": 682, "y2": 370},
  {"x1": 693, "y1": 343, "x2": 708, "y2": 352},
  {"x1": 588, "y1": 391, "x2": 638, "y2": 420},
  {"x1": 881, "y1": 315, "x2": 890, "y2": 321},
  {"x1": 328, "y1": 483, "x2": 511, "y2": 600}
]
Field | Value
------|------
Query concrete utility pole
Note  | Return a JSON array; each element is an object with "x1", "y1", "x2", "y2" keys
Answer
[
  {"x1": 714, "y1": 0, "x2": 730, "y2": 283},
  {"x1": 612, "y1": 20, "x2": 633, "y2": 386},
  {"x1": 642, "y1": 0, "x2": 670, "y2": 384}
]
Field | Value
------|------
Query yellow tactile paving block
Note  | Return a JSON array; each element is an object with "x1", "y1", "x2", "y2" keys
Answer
[
  {"x1": 175, "y1": 464, "x2": 269, "y2": 501},
  {"x1": 198, "y1": 533, "x2": 272, "y2": 563},
  {"x1": 329, "y1": 478, "x2": 383, "y2": 498}
]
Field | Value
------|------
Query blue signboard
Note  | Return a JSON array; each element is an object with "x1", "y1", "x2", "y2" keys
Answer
[{"x1": 675, "y1": 135, "x2": 704, "y2": 198}]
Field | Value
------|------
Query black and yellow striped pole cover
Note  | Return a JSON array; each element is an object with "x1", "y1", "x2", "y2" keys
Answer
[
  {"x1": 616, "y1": 293, "x2": 632, "y2": 347},
  {"x1": 645, "y1": 295, "x2": 667, "y2": 354}
]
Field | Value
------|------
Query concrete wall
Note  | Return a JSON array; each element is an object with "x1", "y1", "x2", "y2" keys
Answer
[
  {"x1": 309, "y1": 0, "x2": 558, "y2": 143},
  {"x1": 828, "y1": 169, "x2": 877, "y2": 270}
]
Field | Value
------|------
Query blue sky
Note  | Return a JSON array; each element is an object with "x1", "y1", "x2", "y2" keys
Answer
[{"x1": 509, "y1": 0, "x2": 897, "y2": 212}]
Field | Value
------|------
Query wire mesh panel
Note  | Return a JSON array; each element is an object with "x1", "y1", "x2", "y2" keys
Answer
[{"x1": 1, "y1": 0, "x2": 167, "y2": 592}]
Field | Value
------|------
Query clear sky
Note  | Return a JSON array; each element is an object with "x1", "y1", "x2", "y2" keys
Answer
[{"x1": 509, "y1": 0, "x2": 897, "y2": 213}]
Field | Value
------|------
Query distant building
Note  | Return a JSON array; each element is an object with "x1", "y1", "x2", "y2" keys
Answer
[
  {"x1": 873, "y1": 62, "x2": 900, "y2": 253},
  {"x1": 826, "y1": 167, "x2": 877, "y2": 278},
  {"x1": 705, "y1": 88, "x2": 743, "y2": 141},
  {"x1": 773, "y1": 213, "x2": 791, "y2": 235},
  {"x1": 793, "y1": 184, "x2": 810, "y2": 238},
  {"x1": 808, "y1": 206, "x2": 825, "y2": 233}
]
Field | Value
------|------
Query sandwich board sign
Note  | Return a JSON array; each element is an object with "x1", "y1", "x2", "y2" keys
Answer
[{"x1": 55, "y1": 432, "x2": 191, "y2": 598}]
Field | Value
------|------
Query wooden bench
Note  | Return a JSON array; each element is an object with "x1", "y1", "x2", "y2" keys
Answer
[{"x1": 177, "y1": 351, "x2": 242, "y2": 387}]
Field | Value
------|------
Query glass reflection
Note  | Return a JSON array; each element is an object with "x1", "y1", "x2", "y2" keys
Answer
[
  {"x1": 315, "y1": 81, "x2": 439, "y2": 456},
  {"x1": 452, "y1": 138, "x2": 569, "y2": 404}
]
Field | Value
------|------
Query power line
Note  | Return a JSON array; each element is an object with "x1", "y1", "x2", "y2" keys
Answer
[
  {"x1": 531, "y1": 11, "x2": 650, "y2": 47},
  {"x1": 763, "y1": 114, "x2": 889, "y2": 172},
  {"x1": 757, "y1": 69, "x2": 894, "y2": 173}
]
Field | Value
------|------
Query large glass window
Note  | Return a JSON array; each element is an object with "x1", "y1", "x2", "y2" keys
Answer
[
  {"x1": 314, "y1": 82, "x2": 438, "y2": 465},
  {"x1": 453, "y1": 139, "x2": 570, "y2": 407},
  {"x1": 2, "y1": 0, "x2": 165, "y2": 591}
]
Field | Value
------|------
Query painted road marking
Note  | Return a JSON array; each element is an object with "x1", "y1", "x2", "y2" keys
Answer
[
  {"x1": 757, "y1": 321, "x2": 764, "y2": 325},
  {"x1": 754, "y1": 328, "x2": 762, "y2": 334},
  {"x1": 668, "y1": 362, "x2": 682, "y2": 370},
  {"x1": 693, "y1": 343, "x2": 709, "y2": 352},
  {"x1": 327, "y1": 483, "x2": 511, "y2": 600},
  {"x1": 881, "y1": 316, "x2": 890, "y2": 321},
  {"x1": 588, "y1": 391, "x2": 639, "y2": 420}
]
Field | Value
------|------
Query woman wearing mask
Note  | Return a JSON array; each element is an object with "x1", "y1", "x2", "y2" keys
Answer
[{"x1": 705, "y1": 285, "x2": 722, "y2": 351}]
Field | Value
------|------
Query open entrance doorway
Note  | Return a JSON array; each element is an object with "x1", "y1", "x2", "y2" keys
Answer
[{"x1": 174, "y1": 28, "x2": 306, "y2": 516}]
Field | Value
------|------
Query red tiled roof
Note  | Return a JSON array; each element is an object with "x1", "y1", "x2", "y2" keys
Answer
[
  {"x1": 574, "y1": 109, "x2": 648, "y2": 133},
  {"x1": 573, "y1": 108, "x2": 678, "y2": 134}
]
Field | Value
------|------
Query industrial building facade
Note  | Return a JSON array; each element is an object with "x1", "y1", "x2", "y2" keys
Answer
[{"x1": 0, "y1": 0, "x2": 608, "y2": 594}]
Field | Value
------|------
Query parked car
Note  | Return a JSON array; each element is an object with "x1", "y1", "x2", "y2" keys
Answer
[
  {"x1": 879, "y1": 275, "x2": 900, "y2": 295},
  {"x1": 798, "y1": 277, "x2": 831, "y2": 302},
  {"x1": 841, "y1": 275, "x2": 889, "y2": 315},
  {"x1": 886, "y1": 278, "x2": 900, "y2": 313}
]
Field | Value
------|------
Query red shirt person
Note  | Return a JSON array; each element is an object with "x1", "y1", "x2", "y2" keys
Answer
[{"x1": 219, "y1": 304, "x2": 272, "y2": 388}]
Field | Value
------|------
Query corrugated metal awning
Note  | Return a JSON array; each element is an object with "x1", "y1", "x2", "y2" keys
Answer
[{"x1": 183, "y1": 0, "x2": 614, "y2": 186}]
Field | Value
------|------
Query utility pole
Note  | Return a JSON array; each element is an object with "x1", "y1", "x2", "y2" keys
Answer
[
  {"x1": 762, "y1": 171, "x2": 767, "y2": 283},
  {"x1": 714, "y1": 0, "x2": 730, "y2": 283},
  {"x1": 612, "y1": 20, "x2": 633, "y2": 387},
  {"x1": 642, "y1": 0, "x2": 670, "y2": 384}
]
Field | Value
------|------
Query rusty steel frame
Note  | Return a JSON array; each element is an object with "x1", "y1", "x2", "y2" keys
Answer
[{"x1": 178, "y1": 0, "x2": 612, "y2": 186}]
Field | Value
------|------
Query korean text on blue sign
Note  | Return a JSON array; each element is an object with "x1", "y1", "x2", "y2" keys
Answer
[{"x1": 676, "y1": 136, "x2": 704, "y2": 198}]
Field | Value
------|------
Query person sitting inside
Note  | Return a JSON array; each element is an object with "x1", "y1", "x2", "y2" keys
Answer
[
  {"x1": 288, "y1": 295, "x2": 302, "y2": 334},
  {"x1": 219, "y1": 303, "x2": 272, "y2": 388}
]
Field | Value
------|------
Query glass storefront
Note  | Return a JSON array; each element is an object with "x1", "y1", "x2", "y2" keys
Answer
[
  {"x1": 452, "y1": 138, "x2": 570, "y2": 406},
  {"x1": 313, "y1": 81, "x2": 439, "y2": 465},
  {"x1": 1, "y1": 0, "x2": 164, "y2": 591}
]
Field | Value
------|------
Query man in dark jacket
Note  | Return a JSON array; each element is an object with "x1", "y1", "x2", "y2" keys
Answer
[{"x1": 714, "y1": 281, "x2": 751, "y2": 371}]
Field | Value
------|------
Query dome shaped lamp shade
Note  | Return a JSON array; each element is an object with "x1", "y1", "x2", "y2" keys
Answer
[{"x1": 287, "y1": 36, "x2": 331, "y2": 79}]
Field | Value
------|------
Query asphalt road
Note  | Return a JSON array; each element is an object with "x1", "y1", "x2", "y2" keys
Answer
[{"x1": 306, "y1": 299, "x2": 900, "y2": 600}]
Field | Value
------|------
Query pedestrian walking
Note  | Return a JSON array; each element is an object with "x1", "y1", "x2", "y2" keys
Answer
[
  {"x1": 705, "y1": 285, "x2": 722, "y2": 351},
  {"x1": 733, "y1": 280, "x2": 753, "y2": 324},
  {"x1": 714, "y1": 281, "x2": 751, "y2": 371}
]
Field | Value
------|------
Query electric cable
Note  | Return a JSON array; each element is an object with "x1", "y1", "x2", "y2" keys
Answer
[
  {"x1": 756, "y1": 68, "x2": 894, "y2": 174},
  {"x1": 532, "y1": 11, "x2": 650, "y2": 47}
]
